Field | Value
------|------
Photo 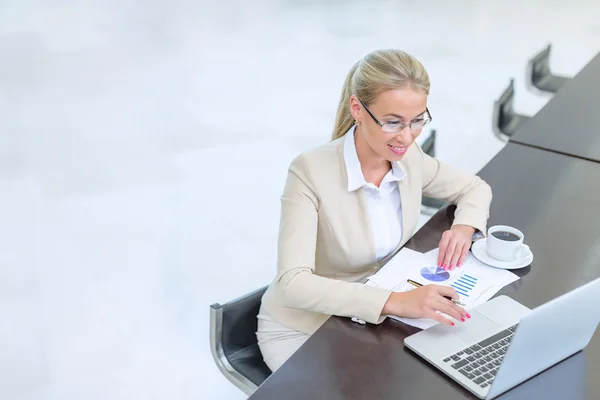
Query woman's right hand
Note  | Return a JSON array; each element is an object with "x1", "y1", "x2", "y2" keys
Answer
[{"x1": 382, "y1": 285, "x2": 470, "y2": 326}]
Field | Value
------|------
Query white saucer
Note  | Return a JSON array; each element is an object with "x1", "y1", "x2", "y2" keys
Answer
[{"x1": 471, "y1": 238, "x2": 533, "y2": 269}]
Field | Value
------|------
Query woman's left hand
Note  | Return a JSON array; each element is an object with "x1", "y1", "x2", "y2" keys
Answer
[{"x1": 437, "y1": 225, "x2": 476, "y2": 271}]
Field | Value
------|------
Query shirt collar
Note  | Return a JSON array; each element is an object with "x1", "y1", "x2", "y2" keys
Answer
[{"x1": 343, "y1": 125, "x2": 406, "y2": 192}]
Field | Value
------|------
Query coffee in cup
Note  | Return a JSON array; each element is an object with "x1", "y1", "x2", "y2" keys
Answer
[
  {"x1": 486, "y1": 225, "x2": 529, "y2": 261},
  {"x1": 491, "y1": 231, "x2": 521, "y2": 242}
]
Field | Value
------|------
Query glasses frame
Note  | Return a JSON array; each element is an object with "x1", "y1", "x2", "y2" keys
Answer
[{"x1": 358, "y1": 99, "x2": 432, "y2": 133}]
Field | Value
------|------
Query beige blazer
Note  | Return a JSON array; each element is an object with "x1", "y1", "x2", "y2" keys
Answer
[{"x1": 260, "y1": 135, "x2": 492, "y2": 335}]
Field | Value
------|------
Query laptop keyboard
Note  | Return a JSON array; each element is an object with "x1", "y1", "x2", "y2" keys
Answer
[{"x1": 442, "y1": 324, "x2": 518, "y2": 389}]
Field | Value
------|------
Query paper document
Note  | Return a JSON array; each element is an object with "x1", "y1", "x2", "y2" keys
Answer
[{"x1": 366, "y1": 248, "x2": 519, "y2": 329}]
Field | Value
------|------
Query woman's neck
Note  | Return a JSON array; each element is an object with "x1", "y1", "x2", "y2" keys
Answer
[{"x1": 354, "y1": 126, "x2": 391, "y2": 187}]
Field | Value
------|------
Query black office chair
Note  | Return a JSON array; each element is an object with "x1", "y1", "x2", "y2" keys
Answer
[
  {"x1": 420, "y1": 129, "x2": 447, "y2": 215},
  {"x1": 210, "y1": 286, "x2": 271, "y2": 395},
  {"x1": 526, "y1": 44, "x2": 570, "y2": 94},
  {"x1": 421, "y1": 128, "x2": 436, "y2": 156},
  {"x1": 492, "y1": 78, "x2": 532, "y2": 141}
]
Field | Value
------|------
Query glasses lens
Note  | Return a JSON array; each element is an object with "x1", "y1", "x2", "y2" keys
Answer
[
  {"x1": 382, "y1": 118, "x2": 431, "y2": 133},
  {"x1": 411, "y1": 120, "x2": 426, "y2": 130},
  {"x1": 382, "y1": 123, "x2": 404, "y2": 133}
]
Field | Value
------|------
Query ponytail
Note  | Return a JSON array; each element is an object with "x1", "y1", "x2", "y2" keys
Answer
[{"x1": 331, "y1": 61, "x2": 359, "y2": 140}]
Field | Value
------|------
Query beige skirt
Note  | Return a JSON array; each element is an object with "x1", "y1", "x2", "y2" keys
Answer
[{"x1": 256, "y1": 309, "x2": 310, "y2": 372}]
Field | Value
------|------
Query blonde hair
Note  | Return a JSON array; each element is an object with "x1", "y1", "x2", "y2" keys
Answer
[{"x1": 331, "y1": 49, "x2": 430, "y2": 140}]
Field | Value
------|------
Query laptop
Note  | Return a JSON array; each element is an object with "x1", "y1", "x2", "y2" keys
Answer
[{"x1": 404, "y1": 276, "x2": 600, "y2": 399}]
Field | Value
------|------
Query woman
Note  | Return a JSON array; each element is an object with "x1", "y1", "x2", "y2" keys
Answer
[{"x1": 256, "y1": 49, "x2": 492, "y2": 372}]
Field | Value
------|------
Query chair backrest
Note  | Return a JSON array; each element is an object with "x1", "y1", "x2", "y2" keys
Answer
[
  {"x1": 220, "y1": 286, "x2": 267, "y2": 358},
  {"x1": 210, "y1": 286, "x2": 270, "y2": 395},
  {"x1": 421, "y1": 129, "x2": 437, "y2": 157},
  {"x1": 530, "y1": 44, "x2": 552, "y2": 83},
  {"x1": 493, "y1": 79, "x2": 516, "y2": 137},
  {"x1": 499, "y1": 79, "x2": 516, "y2": 123}
]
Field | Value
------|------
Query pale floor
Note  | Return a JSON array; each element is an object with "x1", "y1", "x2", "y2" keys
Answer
[{"x1": 1, "y1": 1, "x2": 599, "y2": 399}]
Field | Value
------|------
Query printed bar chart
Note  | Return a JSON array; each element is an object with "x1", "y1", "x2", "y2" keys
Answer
[{"x1": 451, "y1": 274, "x2": 478, "y2": 297}]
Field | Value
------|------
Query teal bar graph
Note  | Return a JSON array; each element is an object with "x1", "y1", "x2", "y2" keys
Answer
[{"x1": 451, "y1": 274, "x2": 478, "y2": 297}]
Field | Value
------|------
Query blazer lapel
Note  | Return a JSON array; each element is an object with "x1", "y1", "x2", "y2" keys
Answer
[
  {"x1": 336, "y1": 139, "x2": 377, "y2": 264},
  {"x1": 397, "y1": 158, "x2": 418, "y2": 245},
  {"x1": 398, "y1": 176, "x2": 411, "y2": 245},
  {"x1": 378, "y1": 161, "x2": 416, "y2": 265}
]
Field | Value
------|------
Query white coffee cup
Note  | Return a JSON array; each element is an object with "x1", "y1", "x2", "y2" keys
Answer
[{"x1": 486, "y1": 225, "x2": 530, "y2": 261}]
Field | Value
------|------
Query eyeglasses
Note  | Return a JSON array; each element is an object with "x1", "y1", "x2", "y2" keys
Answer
[{"x1": 358, "y1": 99, "x2": 432, "y2": 133}]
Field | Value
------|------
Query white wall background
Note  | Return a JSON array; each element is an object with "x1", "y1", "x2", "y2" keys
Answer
[{"x1": 1, "y1": 0, "x2": 599, "y2": 399}]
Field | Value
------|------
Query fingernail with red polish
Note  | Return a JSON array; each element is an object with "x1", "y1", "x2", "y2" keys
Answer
[
  {"x1": 451, "y1": 322, "x2": 455, "y2": 326},
  {"x1": 461, "y1": 318, "x2": 465, "y2": 322},
  {"x1": 466, "y1": 313, "x2": 471, "y2": 318}
]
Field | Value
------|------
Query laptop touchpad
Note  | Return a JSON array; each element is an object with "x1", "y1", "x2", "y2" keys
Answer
[{"x1": 452, "y1": 311, "x2": 502, "y2": 343}]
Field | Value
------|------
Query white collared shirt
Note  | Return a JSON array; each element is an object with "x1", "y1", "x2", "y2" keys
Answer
[{"x1": 344, "y1": 126, "x2": 405, "y2": 261}]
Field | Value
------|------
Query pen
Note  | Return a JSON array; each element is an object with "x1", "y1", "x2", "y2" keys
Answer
[{"x1": 407, "y1": 279, "x2": 466, "y2": 306}]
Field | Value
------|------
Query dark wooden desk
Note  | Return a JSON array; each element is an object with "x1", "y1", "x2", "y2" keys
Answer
[
  {"x1": 510, "y1": 52, "x2": 600, "y2": 163},
  {"x1": 250, "y1": 143, "x2": 600, "y2": 400}
]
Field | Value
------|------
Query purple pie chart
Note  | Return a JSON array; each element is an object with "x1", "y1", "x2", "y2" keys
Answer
[{"x1": 420, "y1": 266, "x2": 450, "y2": 282}]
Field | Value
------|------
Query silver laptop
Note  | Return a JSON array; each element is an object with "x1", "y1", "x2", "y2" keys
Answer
[{"x1": 404, "y1": 276, "x2": 600, "y2": 399}]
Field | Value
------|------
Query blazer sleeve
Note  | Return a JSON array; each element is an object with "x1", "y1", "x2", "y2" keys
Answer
[
  {"x1": 419, "y1": 146, "x2": 492, "y2": 235},
  {"x1": 274, "y1": 155, "x2": 392, "y2": 324}
]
